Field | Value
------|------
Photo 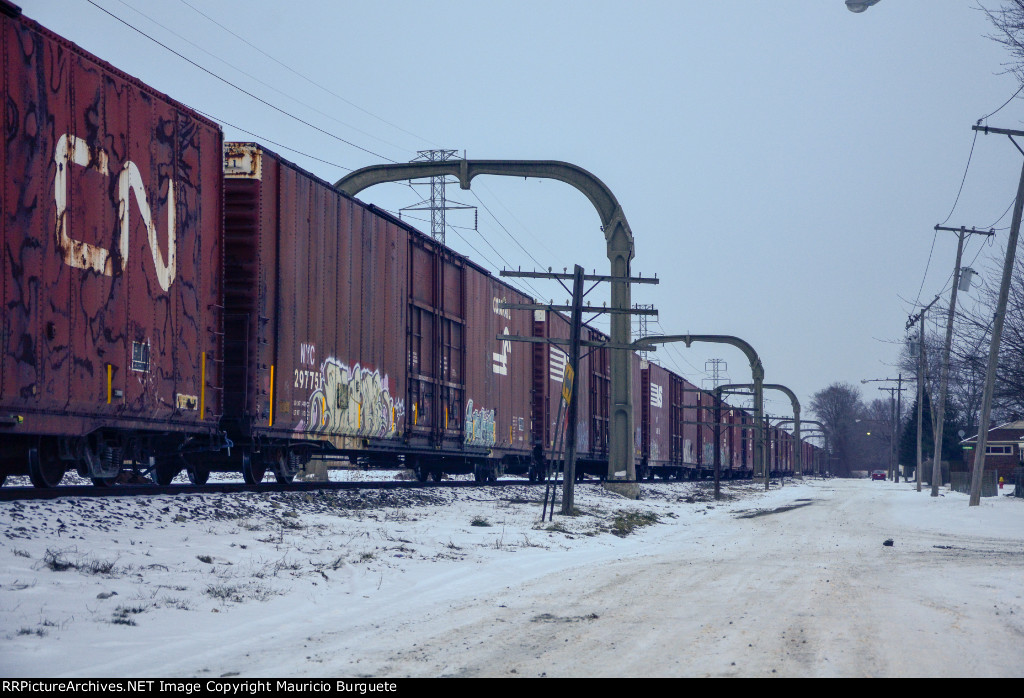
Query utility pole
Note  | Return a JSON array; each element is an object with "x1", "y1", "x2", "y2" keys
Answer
[
  {"x1": 969, "y1": 125, "x2": 1024, "y2": 506},
  {"x1": 878, "y1": 384, "x2": 905, "y2": 481},
  {"x1": 861, "y1": 377, "x2": 906, "y2": 481},
  {"x1": 907, "y1": 295, "x2": 940, "y2": 492},
  {"x1": 499, "y1": 266, "x2": 658, "y2": 512},
  {"x1": 928, "y1": 225, "x2": 994, "y2": 496},
  {"x1": 563, "y1": 267, "x2": 584, "y2": 513}
]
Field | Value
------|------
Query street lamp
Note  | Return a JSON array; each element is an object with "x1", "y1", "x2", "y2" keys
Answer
[{"x1": 846, "y1": 0, "x2": 881, "y2": 12}]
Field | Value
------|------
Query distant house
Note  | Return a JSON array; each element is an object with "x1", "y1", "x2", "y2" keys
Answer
[{"x1": 960, "y1": 420, "x2": 1024, "y2": 483}]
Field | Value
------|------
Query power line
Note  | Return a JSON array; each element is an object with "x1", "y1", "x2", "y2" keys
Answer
[
  {"x1": 914, "y1": 230, "x2": 939, "y2": 307},
  {"x1": 175, "y1": 0, "x2": 438, "y2": 149},
  {"x1": 986, "y1": 195, "x2": 1017, "y2": 229},
  {"x1": 472, "y1": 181, "x2": 568, "y2": 271},
  {"x1": 470, "y1": 189, "x2": 551, "y2": 272},
  {"x1": 85, "y1": 0, "x2": 399, "y2": 164},
  {"x1": 195, "y1": 109, "x2": 352, "y2": 172},
  {"x1": 111, "y1": 0, "x2": 411, "y2": 159},
  {"x1": 938, "y1": 129, "x2": 978, "y2": 229},
  {"x1": 977, "y1": 81, "x2": 1024, "y2": 125},
  {"x1": 88, "y1": 0, "x2": 582, "y2": 315}
]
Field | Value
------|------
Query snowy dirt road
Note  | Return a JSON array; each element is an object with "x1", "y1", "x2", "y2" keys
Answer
[
  {"x1": 2, "y1": 477, "x2": 1022, "y2": 678},
  {"x1": 349, "y1": 479, "x2": 1024, "y2": 678}
]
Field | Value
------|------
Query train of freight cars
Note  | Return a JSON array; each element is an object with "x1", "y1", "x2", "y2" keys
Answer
[{"x1": 0, "y1": 2, "x2": 819, "y2": 487}]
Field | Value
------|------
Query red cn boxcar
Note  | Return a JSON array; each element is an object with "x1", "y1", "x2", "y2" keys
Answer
[{"x1": 0, "y1": 5, "x2": 223, "y2": 486}]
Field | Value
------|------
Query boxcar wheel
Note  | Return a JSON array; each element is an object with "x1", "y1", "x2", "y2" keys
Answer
[
  {"x1": 187, "y1": 466, "x2": 210, "y2": 485},
  {"x1": 28, "y1": 443, "x2": 65, "y2": 488},
  {"x1": 153, "y1": 459, "x2": 180, "y2": 486},
  {"x1": 241, "y1": 452, "x2": 266, "y2": 484}
]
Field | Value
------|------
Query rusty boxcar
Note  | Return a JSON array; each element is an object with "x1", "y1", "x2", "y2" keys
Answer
[
  {"x1": 0, "y1": 2, "x2": 224, "y2": 486},
  {"x1": 640, "y1": 360, "x2": 670, "y2": 478},
  {"x1": 220, "y1": 143, "x2": 535, "y2": 483}
]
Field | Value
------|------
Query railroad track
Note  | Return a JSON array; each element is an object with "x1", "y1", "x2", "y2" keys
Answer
[{"x1": 0, "y1": 477, "x2": 586, "y2": 502}]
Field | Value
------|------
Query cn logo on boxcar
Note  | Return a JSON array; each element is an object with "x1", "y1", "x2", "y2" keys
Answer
[{"x1": 53, "y1": 133, "x2": 176, "y2": 291}]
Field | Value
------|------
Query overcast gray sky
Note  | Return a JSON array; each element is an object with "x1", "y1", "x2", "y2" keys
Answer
[{"x1": 19, "y1": 0, "x2": 1024, "y2": 420}]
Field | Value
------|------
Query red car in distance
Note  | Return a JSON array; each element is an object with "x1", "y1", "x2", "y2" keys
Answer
[{"x1": 871, "y1": 470, "x2": 887, "y2": 481}]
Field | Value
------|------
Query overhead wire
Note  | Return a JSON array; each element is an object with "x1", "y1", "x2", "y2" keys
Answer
[
  {"x1": 986, "y1": 196, "x2": 1017, "y2": 229},
  {"x1": 169, "y1": 0, "x2": 566, "y2": 283},
  {"x1": 84, "y1": 0, "x2": 400, "y2": 164},
  {"x1": 175, "y1": 0, "x2": 439, "y2": 149},
  {"x1": 472, "y1": 181, "x2": 569, "y2": 270},
  {"x1": 469, "y1": 189, "x2": 552, "y2": 272},
  {"x1": 197, "y1": 109, "x2": 353, "y2": 172},
  {"x1": 85, "y1": 0, "x2": 620, "y2": 317},
  {"x1": 937, "y1": 129, "x2": 978, "y2": 229},
  {"x1": 110, "y1": 0, "x2": 411, "y2": 159}
]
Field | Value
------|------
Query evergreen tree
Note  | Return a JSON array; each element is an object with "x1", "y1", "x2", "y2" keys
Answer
[
  {"x1": 939, "y1": 404, "x2": 963, "y2": 465},
  {"x1": 900, "y1": 391, "x2": 963, "y2": 469},
  {"x1": 899, "y1": 392, "x2": 934, "y2": 467}
]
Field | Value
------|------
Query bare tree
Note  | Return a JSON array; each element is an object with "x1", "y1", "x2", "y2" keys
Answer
[
  {"x1": 856, "y1": 397, "x2": 896, "y2": 474},
  {"x1": 810, "y1": 382, "x2": 865, "y2": 477},
  {"x1": 955, "y1": 249, "x2": 1024, "y2": 425},
  {"x1": 982, "y1": 1, "x2": 1024, "y2": 87},
  {"x1": 899, "y1": 299, "x2": 987, "y2": 440}
]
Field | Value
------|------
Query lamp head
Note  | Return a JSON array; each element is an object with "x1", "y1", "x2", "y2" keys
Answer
[{"x1": 846, "y1": 0, "x2": 881, "y2": 12}]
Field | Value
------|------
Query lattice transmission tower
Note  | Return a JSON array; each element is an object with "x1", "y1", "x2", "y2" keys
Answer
[
  {"x1": 400, "y1": 149, "x2": 475, "y2": 246},
  {"x1": 701, "y1": 358, "x2": 728, "y2": 392}
]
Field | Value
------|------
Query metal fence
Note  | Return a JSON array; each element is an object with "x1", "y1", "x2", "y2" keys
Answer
[{"x1": 949, "y1": 471, "x2": 997, "y2": 497}]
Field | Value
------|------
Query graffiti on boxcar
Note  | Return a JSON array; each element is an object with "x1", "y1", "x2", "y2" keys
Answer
[
  {"x1": 54, "y1": 134, "x2": 177, "y2": 291},
  {"x1": 684, "y1": 439, "x2": 695, "y2": 463},
  {"x1": 464, "y1": 399, "x2": 496, "y2": 447},
  {"x1": 299, "y1": 357, "x2": 404, "y2": 438},
  {"x1": 576, "y1": 420, "x2": 589, "y2": 452}
]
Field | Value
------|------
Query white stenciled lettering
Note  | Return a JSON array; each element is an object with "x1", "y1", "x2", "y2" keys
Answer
[
  {"x1": 300, "y1": 343, "x2": 316, "y2": 366},
  {"x1": 650, "y1": 383, "x2": 664, "y2": 408},
  {"x1": 492, "y1": 296, "x2": 510, "y2": 320}
]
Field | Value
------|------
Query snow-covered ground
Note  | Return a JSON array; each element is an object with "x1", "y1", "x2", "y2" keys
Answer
[{"x1": 1, "y1": 476, "x2": 1021, "y2": 678}]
